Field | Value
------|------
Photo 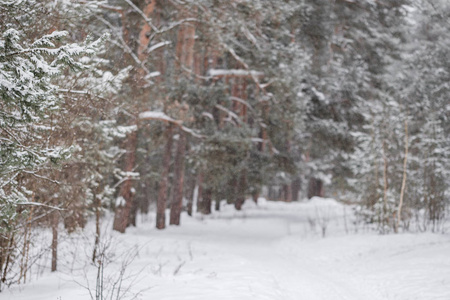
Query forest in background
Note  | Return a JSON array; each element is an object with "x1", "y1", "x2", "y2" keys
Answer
[{"x1": 0, "y1": 0, "x2": 449, "y2": 290}]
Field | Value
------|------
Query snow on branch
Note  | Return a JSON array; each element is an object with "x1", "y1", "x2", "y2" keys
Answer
[
  {"x1": 147, "y1": 41, "x2": 172, "y2": 53},
  {"x1": 123, "y1": 0, "x2": 159, "y2": 32},
  {"x1": 215, "y1": 104, "x2": 241, "y2": 124},
  {"x1": 208, "y1": 69, "x2": 264, "y2": 78},
  {"x1": 75, "y1": 0, "x2": 123, "y2": 13},
  {"x1": 17, "y1": 201, "x2": 64, "y2": 211},
  {"x1": 223, "y1": 44, "x2": 249, "y2": 69},
  {"x1": 180, "y1": 126, "x2": 204, "y2": 139},
  {"x1": 122, "y1": 0, "x2": 198, "y2": 35},
  {"x1": 139, "y1": 111, "x2": 181, "y2": 124},
  {"x1": 139, "y1": 111, "x2": 204, "y2": 138},
  {"x1": 219, "y1": 42, "x2": 273, "y2": 92},
  {"x1": 145, "y1": 71, "x2": 161, "y2": 79},
  {"x1": 230, "y1": 96, "x2": 255, "y2": 112}
]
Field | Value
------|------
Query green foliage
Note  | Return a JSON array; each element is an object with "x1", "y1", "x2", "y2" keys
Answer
[{"x1": 0, "y1": 0, "x2": 105, "y2": 232}]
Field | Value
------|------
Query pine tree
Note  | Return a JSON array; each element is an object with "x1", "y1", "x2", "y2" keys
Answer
[{"x1": 0, "y1": 0, "x2": 105, "y2": 285}]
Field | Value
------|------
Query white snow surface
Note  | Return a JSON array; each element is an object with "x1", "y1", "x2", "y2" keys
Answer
[{"x1": 5, "y1": 198, "x2": 450, "y2": 300}]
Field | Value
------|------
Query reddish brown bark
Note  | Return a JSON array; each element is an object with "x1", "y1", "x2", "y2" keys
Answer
[
  {"x1": 137, "y1": 0, "x2": 157, "y2": 61},
  {"x1": 175, "y1": 8, "x2": 196, "y2": 72},
  {"x1": 156, "y1": 125, "x2": 174, "y2": 229},
  {"x1": 165, "y1": 7, "x2": 197, "y2": 225},
  {"x1": 113, "y1": 129, "x2": 138, "y2": 233},
  {"x1": 169, "y1": 130, "x2": 187, "y2": 225}
]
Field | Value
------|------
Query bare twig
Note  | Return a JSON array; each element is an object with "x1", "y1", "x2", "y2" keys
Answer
[{"x1": 173, "y1": 261, "x2": 186, "y2": 276}]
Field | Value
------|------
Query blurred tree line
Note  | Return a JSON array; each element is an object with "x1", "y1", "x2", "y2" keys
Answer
[{"x1": 0, "y1": 0, "x2": 448, "y2": 289}]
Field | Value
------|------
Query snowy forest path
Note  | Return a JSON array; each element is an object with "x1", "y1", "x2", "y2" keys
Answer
[
  {"x1": 143, "y1": 205, "x2": 384, "y2": 300},
  {"x1": 5, "y1": 199, "x2": 450, "y2": 300},
  {"x1": 139, "y1": 201, "x2": 449, "y2": 300}
]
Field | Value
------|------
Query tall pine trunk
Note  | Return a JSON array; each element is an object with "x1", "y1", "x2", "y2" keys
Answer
[
  {"x1": 156, "y1": 125, "x2": 174, "y2": 229},
  {"x1": 170, "y1": 130, "x2": 187, "y2": 225},
  {"x1": 113, "y1": 129, "x2": 138, "y2": 233},
  {"x1": 128, "y1": 196, "x2": 139, "y2": 227},
  {"x1": 185, "y1": 171, "x2": 196, "y2": 216},
  {"x1": 165, "y1": 6, "x2": 197, "y2": 225}
]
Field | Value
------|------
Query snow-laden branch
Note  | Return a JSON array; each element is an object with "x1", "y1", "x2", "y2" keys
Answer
[
  {"x1": 223, "y1": 43, "x2": 249, "y2": 69},
  {"x1": 180, "y1": 126, "x2": 204, "y2": 139},
  {"x1": 229, "y1": 96, "x2": 255, "y2": 112},
  {"x1": 123, "y1": 0, "x2": 159, "y2": 32},
  {"x1": 75, "y1": 0, "x2": 123, "y2": 13},
  {"x1": 215, "y1": 104, "x2": 241, "y2": 124},
  {"x1": 96, "y1": 16, "x2": 153, "y2": 83},
  {"x1": 17, "y1": 201, "x2": 64, "y2": 211},
  {"x1": 139, "y1": 111, "x2": 204, "y2": 138},
  {"x1": 219, "y1": 41, "x2": 271, "y2": 92},
  {"x1": 120, "y1": 0, "x2": 199, "y2": 36},
  {"x1": 156, "y1": 18, "x2": 199, "y2": 35},
  {"x1": 22, "y1": 171, "x2": 61, "y2": 185},
  {"x1": 148, "y1": 41, "x2": 172, "y2": 53},
  {"x1": 208, "y1": 69, "x2": 264, "y2": 78},
  {"x1": 139, "y1": 111, "x2": 181, "y2": 124}
]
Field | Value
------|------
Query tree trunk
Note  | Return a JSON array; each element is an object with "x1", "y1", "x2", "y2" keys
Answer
[
  {"x1": 185, "y1": 171, "x2": 196, "y2": 216},
  {"x1": 137, "y1": 0, "x2": 156, "y2": 61},
  {"x1": 307, "y1": 177, "x2": 324, "y2": 199},
  {"x1": 51, "y1": 210, "x2": 59, "y2": 272},
  {"x1": 175, "y1": 7, "x2": 197, "y2": 73},
  {"x1": 200, "y1": 188, "x2": 212, "y2": 215},
  {"x1": 382, "y1": 140, "x2": 389, "y2": 230},
  {"x1": 92, "y1": 194, "x2": 101, "y2": 263},
  {"x1": 252, "y1": 190, "x2": 259, "y2": 204},
  {"x1": 196, "y1": 172, "x2": 204, "y2": 213},
  {"x1": 156, "y1": 125, "x2": 174, "y2": 229},
  {"x1": 283, "y1": 184, "x2": 293, "y2": 202},
  {"x1": 395, "y1": 120, "x2": 408, "y2": 233},
  {"x1": 291, "y1": 177, "x2": 301, "y2": 201},
  {"x1": 113, "y1": 129, "x2": 138, "y2": 233},
  {"x1": 138, "y1": 180, "x2": 152, "y2": 215},
  {"x1": 1, "y1": 233, "x2": 15, "y2": 288},
  {"x1": 215, "y1": 198, "x2": 221, "y2": 211},
  {"x1": 235, "y1": 170, "x2": 247, "y2": 210},
  {"x1": 128, "y1": 196, "x2": 139, "y2": 227},
  {"x1": 170, "y1": 130, "x2": 187, "y2": 225},
  {"x1": 19, "y1": 205, "x2": 33, "y2": 284}
]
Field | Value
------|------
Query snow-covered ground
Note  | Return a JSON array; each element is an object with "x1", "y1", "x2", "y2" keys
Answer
[{"x1": 4, "y1": 198, "x2": 450, "y2": 300}]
